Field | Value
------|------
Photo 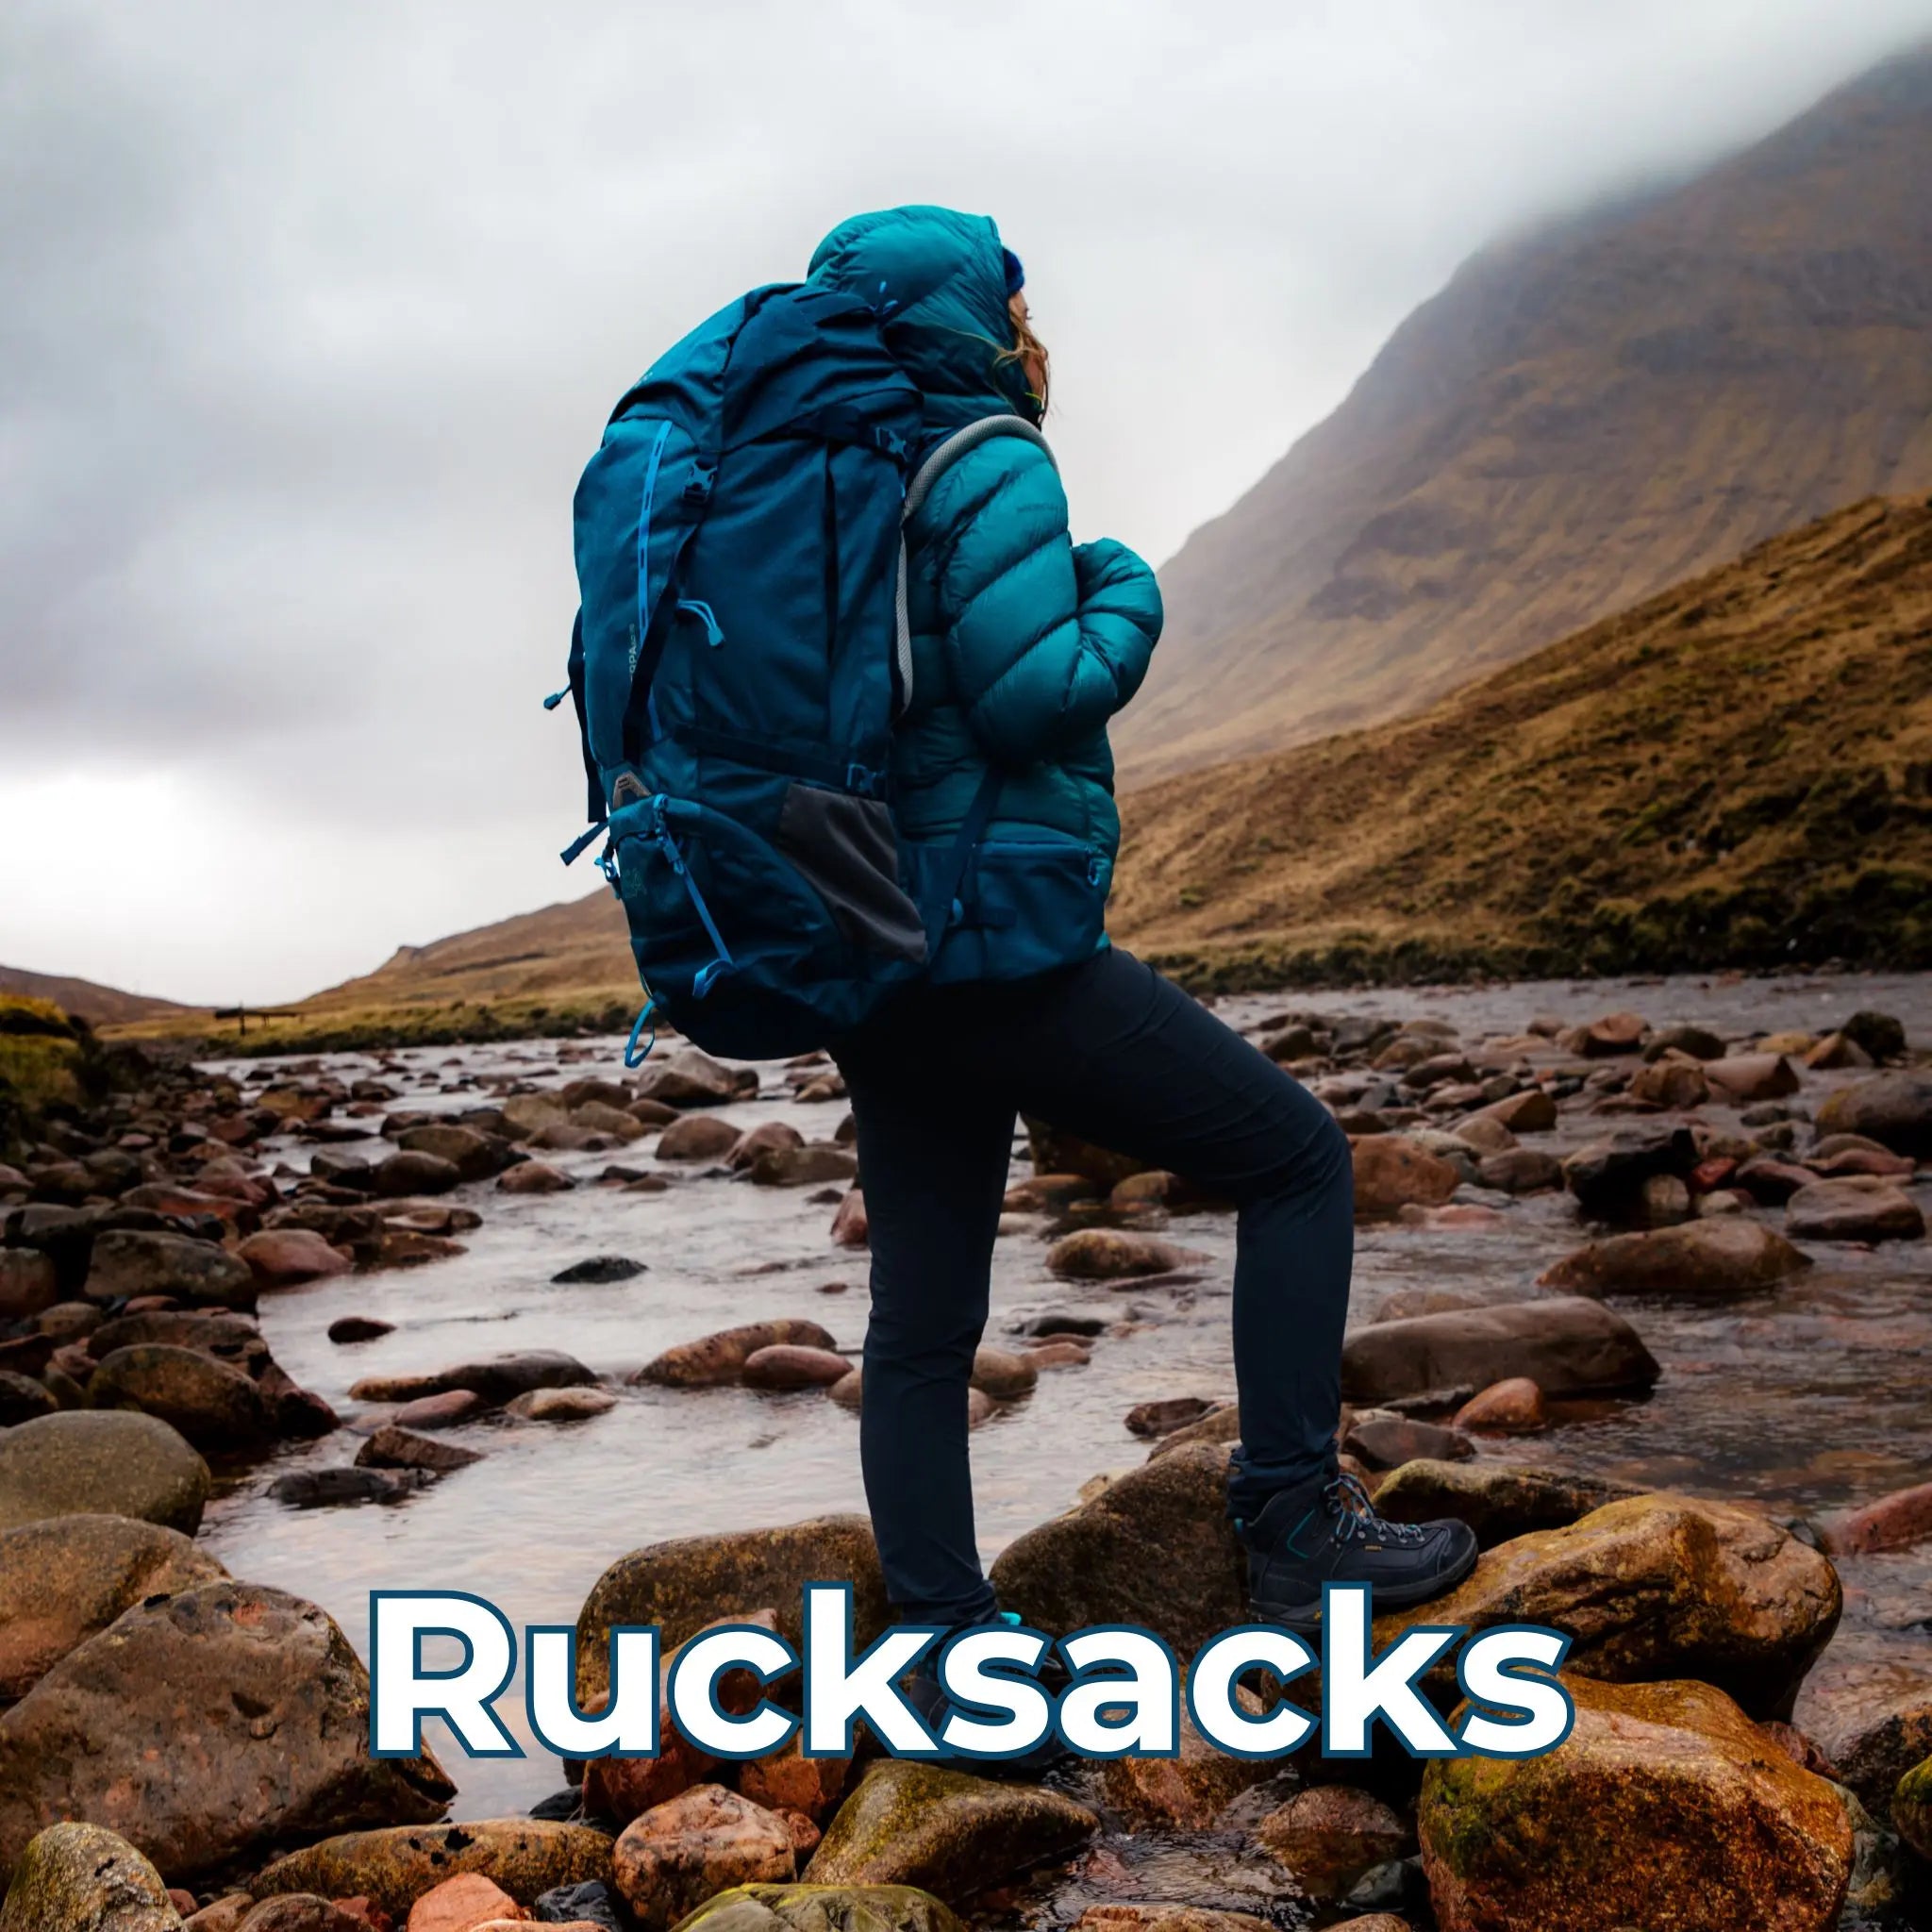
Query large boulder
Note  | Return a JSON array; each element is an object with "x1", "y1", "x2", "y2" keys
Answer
[
  {"x1": 612, "y1": 1785, "x2": 794, "y2": 1930},
  {"x1": 575, "y1": 1517, "x2": 886, "y2": 1711},
  {"x1": 1538, "y1": 1218, "x2": 1811, "y2": 1299},
  {"x1": 0, "y1": 1514, "x2": 227, "y2": 1700},
  {"x1": 1376, "y1": 1493, "x2": 1840, "y2": 1721},
  {"x1": 85, "y1": 1345, "x2": 275, "y2": 1453},
  {"x1": 0, "y1": 1582, "x2": 454, "y2": 1886},
  {"x1": 804, "y1": 1764, "x2": 1095, "y2": 1898},
  {"x1": 1370, "y1": 1460, "x2": 1643, "y2": 1549},
  {"x1": 1340, "y1": 1298, "x2": 1658, "y2": 1405},
  {"x1": 82, "y1": 1230, "x2": 255, "y2": 1312},
  {"x1": 0, "y1": 1411, "x2": 209, "y2": 1535},
  {"x1": 1419, "y1": 1676, "x2": 1851, "y2": 1932},
  {"x1": 990, "y1": 1444, "x2": 1243, "y2": 1656},
  {"x1": 250, "y1": 1820, "x2": 613, "y2": 1921},
  {"x1": 676, "y1": 1883, "x2": 964, "y2": 1932},
  {"x1": 0, "y1": 1821, "x2": 180, "y2": 1931},
  {"x1": 1813, "y1": 1073, "x2": 1932, "y2": 1158},
  {"x1": 635, "y1": 1324, "x2": 839, "y2": 1390}
]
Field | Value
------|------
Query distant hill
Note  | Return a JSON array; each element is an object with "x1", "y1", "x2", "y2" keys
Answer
[
  {"x1": 1109, "y1": 493, "x2": 1932, "y2": 985},
  {"x1": 1118, "y1": 43, "x2": 1932, "y2": 778},
  {"x1": 0, "y1": 965, "x2": 190, "y2": 1029}
]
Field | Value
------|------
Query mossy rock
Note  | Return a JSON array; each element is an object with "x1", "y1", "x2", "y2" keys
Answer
[
  {"x1": 675, "y1": 1882, "x2": 964, "y2": 1932},
  {"x1": 806, "y1": 1763, "x2": 1095, "y2": 1900},
  {"x1": 1894, "y1": 1754, "x2": 1932, "y2": 1863},
  {"x1": 0, "y1": 1820, "x2": 179, "y2": 1930}
]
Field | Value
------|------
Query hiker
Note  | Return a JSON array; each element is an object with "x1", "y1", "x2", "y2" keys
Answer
[{"x1": 803, "y1": 208, "x2": 1480, "y2": 1702}]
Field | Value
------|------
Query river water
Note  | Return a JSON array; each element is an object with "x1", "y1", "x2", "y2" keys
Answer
[{"x1": 195, "y1": 969, "x2": 1932, "y2": 1822}]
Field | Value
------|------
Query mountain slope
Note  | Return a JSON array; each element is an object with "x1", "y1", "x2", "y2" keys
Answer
[
  {"x1": 0, "y1": 965, "x2": 190, "y2": 1029},
  {"x1": 1118, "y1": 43, "x2": 1932, "y2": 778},
  {"x1": 1109, "y1": 493, "x2": 1932, "y2": 985}
]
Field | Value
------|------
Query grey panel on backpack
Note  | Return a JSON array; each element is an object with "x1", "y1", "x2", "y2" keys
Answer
[{"x1": 776, "y1": 785, "x2": 929, "y2": 963}]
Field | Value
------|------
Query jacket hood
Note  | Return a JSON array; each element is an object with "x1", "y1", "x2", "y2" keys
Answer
[{"x1": 808, "y1": 205, "x2": 1036, "y2": 431}]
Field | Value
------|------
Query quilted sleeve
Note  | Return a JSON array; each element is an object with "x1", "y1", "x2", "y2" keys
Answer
[{"x1": 925, "y1": 437, "x2": 1163, "y2": 767}]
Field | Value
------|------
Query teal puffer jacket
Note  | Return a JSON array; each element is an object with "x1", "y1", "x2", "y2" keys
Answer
[{"x1": 808, "y1": 207, "x2": 1163, "y2": 983}]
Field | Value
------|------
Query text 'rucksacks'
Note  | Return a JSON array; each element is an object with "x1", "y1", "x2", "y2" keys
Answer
[{"x1": 558, "y1": 282, "x2": 1018, "y2": 1062}]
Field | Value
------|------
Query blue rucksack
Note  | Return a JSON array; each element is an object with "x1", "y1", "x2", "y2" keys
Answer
[{"x1": 556, "y1": 282, "x2": 1020, "y2": 1064}]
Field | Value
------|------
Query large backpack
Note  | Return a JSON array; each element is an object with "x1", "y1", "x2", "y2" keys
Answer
[{"x1": 557, "y1": 282, "x2": 1024, "y2": 1064}]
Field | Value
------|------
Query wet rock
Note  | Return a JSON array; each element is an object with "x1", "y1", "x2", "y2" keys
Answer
[
  {"x1": 497, "y1": 1162, "x2": 574, "y2": 1195},
  {"x1": 825, "y1": 1370, "x2": 862, "y2": 1410},
  {"x1": 0, "y1": 1581, "x2": 454, "y2": 1886},
  {"x1": 403, "y1": 1871, "x2": 522, "y2": 1929},
  {"x1": 1786, "y1": 1177, "x2": 1924, "y2": 1242},
  {"x1": 1124, "y1": 1396, "x2": 1219, "y2": 1440},
  {"x1": 635, "y1": 1051, "x2": 756, "y2": 1109},
  {"x1": 1071, "y1": 1911, "x2": 1277, "y2": 1932},
  {"x1": 86, "y1": 1345, "x2": 274, "y2": 1452},
  {"x1": 636, "y1": 1323, "x2": 838, "y2": 1390},
  {"x1": 1026, "y1": 1341, "x2": 1092, "y2": 1370},
  {"x1": 0, "y1": 1374, "x2": 55, "y2": 1426},
  {"x1": 967, "y1": 1349, "x2": 1037, "y2": 1401},
  {"x1": 1628, "y1": 1055, "x2": 1708, "y2": 1109},
  {"x1": 0, "y1": 1409, "x2": 209, "y2": 1534},
  {"x1": 0, "y1": 1513, "x2": 227, "y2": 1700},
  {"x1": 391, "y1": 1126, "x2": 514, "y2": 1184},
  {"x1": 1818, "y1": 1480, "x2": 1932, "y2": 1557},
  {"x1": 1734, "y1": 1156, "x2": 1818, "y2": 1204},
  {"x1": 1341, "y1": 1298, "x2": 1657, "y2": 1405},
  {"x1": 1045, "y1": 1231, "x2": 1193, "y2": 1281},
  {"x1": 658, "y1": 1117, "x2": 743, "y2": 1162},
  {"x1": 1574, "y1": 1011, "x2": 1646, "y2": 1057},
  {"x1": 352, "y1": 1352, "x2": 596, "y2": 1408},
  {"x1": 1349, "y1": 1138, "x2": 1457, "y2": 1220},
  {"x1": 804, "y1": 1763, "x2": 1095, "y2": 1897},
  {"x1": 1255, "y1": 1787, "x2": 1410, "y2": 1896},
  {"x1": 573, "y1": 1103, "x2": 647, "y2": 1144},
  {"x1": 1473, "y1": 1150, "x2": 1561, "y2": 1193},
  {"x1": 531, "y1": 1876, "x2": 622, "y2": 1927},
  {"x1": 1895, "y1": 1757, "x2": 1932, "y2": 1861},
  {"x1": 252, "y1": 1824, "x2": 613, "y2": 1923},
  {"x1": 1703, "y1": 1054, "x2": 1802, "y2": 1106},
  {"x1": 0, "y1": 1820, "x2": 180, "y2": 1930},
  {"x1": 85, "y1": 1308, "x2": 264, "y2": 1368},
  {"x1": 267, "y1": 1467, "x2": 427, "y2": 1508},
  {"x1": 750, "y1": 1148, "x2": 858, "y2": 1189},
  {"x1": 83, "y1": 1230, "x2": 255, "y2": 1312},
  {"x1": 0, "y1": 1249, "x2": 58, "y2": 1323},
  {"x1": 1097, "y1": 1682, "x2": 1273, "y2": 1828},
  {"x1": 1811, "y1": 1692, "x2": 1932, "y2": 1823},
  {"x1": 508, "y1": 1388, "x2": 617, "y2": 1423},
  {"x1": 737, "y1": 1749, "x2": 851, "y2": 1829},
  {"x1": 827, "y1": 1191, "x2": 868, "y2": 1250},
  {"x1": 1539, "y1": 1217, "x2": 1811, "y2": 1299},
  {"x1": 393, "y1": 1391, "x2": 485, "y2": 1430},
  {"x1": 1813, "y1": 1073, "x2": 1932, "y2": 1158},
  {"x1": 1645, "y1": 1024, "x2": 1725, "y2": 1062},
  {"x1": 1418, "y1": 1675, "x2": 1851, "y2": 1932},
  {"x1": 576, "y1": 1517, "x2": 885, "y2": 1709},
  {"x1": 236, "y1": 1230, "x2": 353, "y2": 1290},
  {"x1": 1342, "y1": 1414, "x2": 1471, "y2": 1470},
  {"x1": 1382, "y1": 1492, "x2": 1839, "y2": 1719},
  {"x1": 1560, "y1": 1124, "x2": 1697, "y2": 1219},
  {"x1": 1468, "y1": 1089, "x2": 1557, "y2": 1135},
  {"x1": 551, "y1": 1257, "x2": 645, "y2": 1285},
  {"x1": 991, "y1": 1444, "x2": 1242, "y2": 1654},
  {"x1": 373, "y1": 1152, "x2": 462, "y2": 1199},
  {"x1": 1452, "y1": 1378, "x2": 1546, "y2": 1433},
  {"x1": 674, "y1": 1883, "x2": 962, "y2": 1932},
  {"x1": 356, "y1": 1426, "x2": 484, "y2": 1474},
  {"x1": 741, "y1": 1347, "x2": 851, "y2": 1392},
  {"x1": 329, "y1": 1317, "x2": 394, "y2": 1344},
  {"x1": 611, "y1": 1786, "x2": 793, "y2": 1930}
]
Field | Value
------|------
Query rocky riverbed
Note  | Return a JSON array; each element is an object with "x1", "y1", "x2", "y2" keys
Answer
[{"x1": 2, "y1": 969, "x2": 1930, "y2": 1930}]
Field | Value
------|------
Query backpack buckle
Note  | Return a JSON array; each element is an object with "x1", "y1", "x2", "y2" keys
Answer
[{"x1": 682, "y1": 469, "x2": 713, "y2": 504}]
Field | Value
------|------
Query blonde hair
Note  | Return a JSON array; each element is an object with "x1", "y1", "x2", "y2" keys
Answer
[{"x1": 996, "y1": 294, "x2": 1050, "y2": 420}]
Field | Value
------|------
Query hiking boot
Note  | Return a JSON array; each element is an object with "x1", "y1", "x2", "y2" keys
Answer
[
  {"x1": 899, "y1": 1608, "x2": 1074, "y2": 1778},
  {"x1": 1236, "y1": 1468, "x2": 1478, "y2": 1629}
]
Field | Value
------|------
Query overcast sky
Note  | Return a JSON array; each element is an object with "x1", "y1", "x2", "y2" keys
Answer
[{"x1": 4, "y1": 0, "x2": 1929, "y2": 1005}]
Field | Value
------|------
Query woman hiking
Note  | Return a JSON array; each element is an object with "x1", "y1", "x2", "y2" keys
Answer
[{"x1": 805, "y1": 207, "x2": 1480, "y2": 1740}]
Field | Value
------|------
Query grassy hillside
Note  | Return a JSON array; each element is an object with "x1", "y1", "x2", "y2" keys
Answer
[
  {"x1": 1109, "y1": 493, "x2": 1932, "y2": 987},
  {"x1": 1118, "y1": 43, "x2": 1932, "y2": 778},
  {"x1": 0, "y1": 965, "x2": 190, "y2": 1029}
]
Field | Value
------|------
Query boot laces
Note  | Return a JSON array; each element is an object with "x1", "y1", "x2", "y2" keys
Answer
[{"x1": 1325, "y1": 1470, "x2": 1426, "y2": 1546}]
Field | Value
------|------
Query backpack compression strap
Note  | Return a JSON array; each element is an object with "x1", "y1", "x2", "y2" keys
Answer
[{"x1": 922, "y1": 763, "x2": 1005, "y2": 957}]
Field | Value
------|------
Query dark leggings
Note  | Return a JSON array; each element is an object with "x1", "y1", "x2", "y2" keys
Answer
[{"x1": 832, "y1": 944, "x2": 1353, "y2": 1624}]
